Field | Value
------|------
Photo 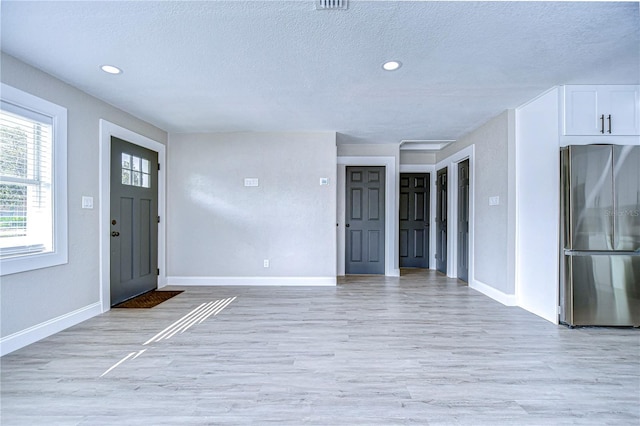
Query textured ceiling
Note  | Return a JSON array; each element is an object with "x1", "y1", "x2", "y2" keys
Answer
[{"x1": 1, "y1": 1, "x2": 639, "y2": 145}]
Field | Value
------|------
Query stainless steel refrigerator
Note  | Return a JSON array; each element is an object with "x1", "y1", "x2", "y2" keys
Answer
[{"x1": 560, "y1": 144, "x2": 640, "y2": 327}]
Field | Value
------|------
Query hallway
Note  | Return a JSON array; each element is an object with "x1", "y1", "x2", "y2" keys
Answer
[{"x1": 1, "y1": 270, "x2": 638, "y2": 425}]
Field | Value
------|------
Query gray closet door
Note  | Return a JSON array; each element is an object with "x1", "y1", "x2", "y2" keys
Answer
[
  {"x1": 436, "y1": 167, "x2": 448, "y2": 274},
  {"x1": 457, "y1": 160, "x2": 469, "y2": 282},
  {"x1": 345, "y1": 166, "x2": 385, "y2": 274},
  {"x1": 399, "y1": 173, "x2": 430, "y2": 268},
  {"x1": 110, "y1": 137, "x2": 158, "y2": 305}
]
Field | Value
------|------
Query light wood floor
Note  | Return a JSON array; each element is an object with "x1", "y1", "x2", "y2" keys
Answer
[{"x1": 1, "y1": 269, "x2": 639, "y2": 425}]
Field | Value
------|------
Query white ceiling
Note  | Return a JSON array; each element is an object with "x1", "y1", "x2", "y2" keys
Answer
[{"x1": 1, "y1": 1, "x2": 638, "y2": 145}]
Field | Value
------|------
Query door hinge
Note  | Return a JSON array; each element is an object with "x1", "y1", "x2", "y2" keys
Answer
[
  {"x1": 157, "y1": 216, "x2": 160, "y2": 223},
  {"x1": 158, "y1": 163, "x2": 161, "y2": 171},
  {"x1": 157, "y1": 268, "x2": 160, "y2": 276}
]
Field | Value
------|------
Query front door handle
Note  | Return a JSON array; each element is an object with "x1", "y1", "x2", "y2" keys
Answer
[
  {"x1": 346, "y1": 224, "x2": 350, "y2": 228},
  {"x1": 111, "y1": 231, "x2": 120, "y2": 237}
]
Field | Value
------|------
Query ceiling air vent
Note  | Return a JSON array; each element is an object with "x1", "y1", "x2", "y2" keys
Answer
[{"x1": 316, "y1": 0, "x2": 348, "y2": 11}]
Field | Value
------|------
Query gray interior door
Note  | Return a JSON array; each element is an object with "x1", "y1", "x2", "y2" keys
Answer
[
  {"x1": 457, "y1": 160, "x2": 470, "y2": 282},
  {"x1": 399, "y1": 173, "x2": 430, "y2": 268},
  {"x1": 436, "y1": 167, "x2": 447, "y2": 274},
  {"x1": 110, "y1": 137, "x2": 158, "y2": 306},
  {"x1": 346, "y1": 166, "x2": 385, "y2": 274}
]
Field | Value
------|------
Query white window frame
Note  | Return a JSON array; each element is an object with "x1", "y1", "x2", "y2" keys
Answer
[{"x1": 0, "y1": 83, "x2": 67, "y2": 275}]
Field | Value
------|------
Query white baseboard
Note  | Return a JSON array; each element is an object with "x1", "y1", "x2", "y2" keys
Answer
[
  {"x1": 166, "y1": 276, "x2": 337, "y2": 287},
  {"x1": 470, "y1": 279, "x2": 517, "y2": 306},
  {"x1": 1, "y1": 302, "x2": 102, "y2": 356},
  {"x1": 518, "y1": 300, "x2": 559, "y2": 324}
]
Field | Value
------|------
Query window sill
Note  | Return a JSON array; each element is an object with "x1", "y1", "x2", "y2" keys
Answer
[{"x1": 0, "y1": 248, "x2": 67, "y2": 276}]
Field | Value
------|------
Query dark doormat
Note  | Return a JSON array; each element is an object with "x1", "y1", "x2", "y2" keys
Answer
[{"x1": 113, "y1": 290, "x2": 183, "y2": 309}]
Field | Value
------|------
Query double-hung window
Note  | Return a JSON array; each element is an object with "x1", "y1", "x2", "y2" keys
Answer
[{"x1": 0, "y1": 84, "x2": 67, "y2": 275}]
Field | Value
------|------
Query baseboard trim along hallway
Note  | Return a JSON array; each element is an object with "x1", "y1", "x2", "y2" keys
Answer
[
  {"x1": 470, "y1": 278, "x2": 518, "y2": 307},
  {"x1": 165, "y1": 276, "x2": 337, "y2": 286},
  {"x1": 0, "y1": 302, "x2": 102, "y2": 356}
]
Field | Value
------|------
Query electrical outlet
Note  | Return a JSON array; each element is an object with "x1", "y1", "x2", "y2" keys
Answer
[{"x1": 263, "y1": 259, "x2": 270, "y2": 268}]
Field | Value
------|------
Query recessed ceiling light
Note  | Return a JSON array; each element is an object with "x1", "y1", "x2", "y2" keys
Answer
[
  {"x1": 101, "y1": 65, "x2": 122, "y2": 75},
  {"x1": 382, "y1": 61, "x2": 402, "y2": 71}
]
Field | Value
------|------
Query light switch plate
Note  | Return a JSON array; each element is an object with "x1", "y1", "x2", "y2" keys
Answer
[
  {"x1": 319, "y1": 178, "x2": 329, "y2": 186},
  {"x1": 82, "y1": 196, "x2": 94, "y2": 209},
  {"x1": 489, "y1": 196, "x2": 500, "y2": 206},
  {"x1": 244, "y1": 178, "x2": 259, "y2": 187}
]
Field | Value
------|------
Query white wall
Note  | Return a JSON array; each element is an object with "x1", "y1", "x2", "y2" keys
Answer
[
  {"x1": 400, "y1": 151, "x2": 436, "y2": 165},
  {"x1": 515, "y1": 88, "x2": 560, "y2": 323},
  {"x1": 0, "y1": 53, "x2": 167, "y2": 354},
  {"x1": 436, "y1": 111, "x2": 517, "y2": 305},
  {"x1": 469, "y1": 111, "x2": 514, "y2": 295},
  {"x1": 166, "y1": 132, "x2": 337, "y2": 285}
]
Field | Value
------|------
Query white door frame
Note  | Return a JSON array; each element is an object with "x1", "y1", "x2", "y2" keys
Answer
[
  {"x1": 399, "y1": 164, "x2": 436, "y2": 269},
  {"x1": 337, "y1": 156, "x2": 399, "y2": 277},
  {"x1": 435, "y1": 145, "x2": 475, "y2": 281},
  {"x1": 99, "y1": 120, "x2": 166, "y2": 312}
]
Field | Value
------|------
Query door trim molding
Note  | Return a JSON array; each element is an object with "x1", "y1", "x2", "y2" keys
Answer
[
  {"x1": 337, "y1": 156, "x2": 399, "y2": 277},
  {"x1": 99, "y1": 120, "x2": 166, "y2": 313},
  {"x1": 435, "y1": 145, "x2": 475, "y2": 281},
  {"x1": 456, "y1": 159, "x2": 470, "y2": 282},
  {"x1": 399, "y1": 170, "x2": 433, "y2": 269},
  {"x1": 435, "y1": 166, "x2": 449, "y2": 274},
  {"x1": 400, "y1": 165, "x2": 436, "y2": 270}
]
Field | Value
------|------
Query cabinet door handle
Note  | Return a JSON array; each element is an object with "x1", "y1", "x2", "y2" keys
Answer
[
  {"x1": 607, "y1": 114, "x2": 612, "y2": 134},
  {"x1": 600, "y1": 114, "x2": 605, "y2": 134}
]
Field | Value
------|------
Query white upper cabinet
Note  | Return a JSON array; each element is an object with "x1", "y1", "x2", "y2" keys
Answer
[{"x1": 563, "y1": 85, "x2": 640, "y2": 136}]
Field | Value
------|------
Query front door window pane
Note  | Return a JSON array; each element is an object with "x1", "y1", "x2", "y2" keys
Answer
[{"x1": 121, "y1": 153, "x2": 150, "y2": 188}]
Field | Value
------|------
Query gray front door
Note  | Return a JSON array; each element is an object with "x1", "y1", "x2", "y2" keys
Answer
[
  {"x1": 457, "y1": 160, "x2": 469, "y2": 282},
  {"x1": 110, "y1": 137, "x2": 158, "y2": 306},
  {"x1": 345, "y1": 166, "x2": 385, "y2": 274},
  {"x1": 399, "y1": 173, "x2": 430, "y2": 268},
  {"x1": 436, "y1": 167, "x2": 447, "y2": 274}
]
